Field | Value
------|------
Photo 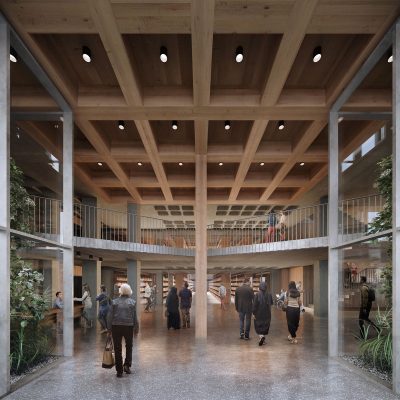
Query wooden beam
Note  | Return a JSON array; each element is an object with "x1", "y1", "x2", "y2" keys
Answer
[
  {"x1": 229, "y1": 120, "x2": 269, "y2": 201},
  {"x1": 191, "y1": 0, "x2": 215, "y2": 105},
  {"x1": 87, "y1": 0, "x2": 142, "y2": 106},
  {"x1": 260, "y1": 0, "x2": 318, "y2": 106},
  {"x1": 134, "y1": 120, "x2": 173, "y2": 202},
  {"x1": 195, "y1": 120, "x2": 208, "y2": 154},
  {"x1": 260, "y1": 120, "x2": 327, "y2": 202}
]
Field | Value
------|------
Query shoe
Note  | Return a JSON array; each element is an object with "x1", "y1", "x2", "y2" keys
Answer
[
  {"x1": 287, "y1": 335, "x2": 293, "y2": 341},
  {"x1": 123, "y1": 365, "x2": 131, "y2": 374},
  {"x1": 116, "y1": 372, "x2": 123, "y2": 378},
  {"x1": 291, "y1": 338, "x2": 298, "y2": 344},
  {"x1": 100, "y1": 329, "x2": 108, "y2": 334},
  {"x1": 259, "y1": 336, "x2": 265, "y2": 346},
  {"x1": 244, "y1": 335, "x2": 250, "y2": 340},
  {"x1": 187, "y1": 323, "x2": 190, "y2": 328},
  {"x1": 240, "y1": 333, "x2": 245, "y2": 340}
]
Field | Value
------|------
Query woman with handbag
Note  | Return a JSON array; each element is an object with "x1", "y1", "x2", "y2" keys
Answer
[
  {"x1": 253, "y1": 281, "x2": 274, "y2": 346},
  {"x1": 107, "y1": 283, "x2": 139, "y2": 378},
  {"x1": 284, "y1": 281, "x2": 302, "y2": 344},
  {"x1": 165, "y1": 286, "x2": 180, "y2": 330}
]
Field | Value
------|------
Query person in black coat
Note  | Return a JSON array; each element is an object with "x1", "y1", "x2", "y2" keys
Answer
[
  {"x1": 235, "y1": 278, "x2": 254, "y2": 340},
  {"x1": 253, "y1": 281, "x2": 273, "y2": 346},
  {"x1": 166, "y1": 287, "x2": 180, "y2": 330}
]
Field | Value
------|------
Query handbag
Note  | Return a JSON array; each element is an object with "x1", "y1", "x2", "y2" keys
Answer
[{"x1": 102, "y1": 336, "x2": 115, "y2": 369}]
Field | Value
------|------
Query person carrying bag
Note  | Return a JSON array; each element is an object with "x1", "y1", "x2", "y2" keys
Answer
[{"x1": 102, "y1": 336, "x2": 115, "y2": 369}]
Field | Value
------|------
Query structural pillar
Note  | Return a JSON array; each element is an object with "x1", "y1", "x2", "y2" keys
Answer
[
  {"x1": 195, "y1": 154, "x2": 207, "y2": 339},
  {"x1": 221, "y1": 273, "x2": 231, "y2": 305},
  {"x1": 155, "y1": 271, "x2": 163, "y2": 305},
  {"x1": 102, "y1": 267, "x2": 114, "y2": 299},
  {"x1": 313, "y1": 260, "x2": 328, "y2": 318},
  {"x1": 0, "y1": 16, "x2": 10, "y2": 397},
  {"x1": 62, "y1": 111, "x2": 74, "y2": 357},
  {"x1": 127, "y1": 259, "x2": 141, "y2": 317},
  {"x1": 392, "y1": 19, "x2": 400, "y2": 395},
  {"x1": 174, "y1": 273, "x2": 186, "y2": 292}
]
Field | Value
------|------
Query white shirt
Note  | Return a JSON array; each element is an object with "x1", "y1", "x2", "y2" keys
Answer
[
  {"x1": 219, "y1": 285, "x2": 226, "y2": 297},
  {"x1": 144, "y1": 285, "x2": 152, "y2": 298}
]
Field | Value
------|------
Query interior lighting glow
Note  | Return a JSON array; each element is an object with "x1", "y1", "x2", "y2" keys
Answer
[
  {"x1": 278, "y1": 120, "x2": 285, "y2": 130},
  {"x1": 313, "y1": 46, "x2": 322, "y2": 63},
  {"x1": 160, "y1": 46, "x2": 168, "y2": 63},
  {"x1": 172, "y1": 121, "x2": 178, "y2": 130},
  {"x1": 98, "y1": 162, "x2": 103, "y2": 166},
  {"x1": 388, "y1": 51, "x2": 393, "y2": 63},
  {"x1": 118, "y1": 120, "x2": 125, "y2": 130},
  {"x1": 82, "y1": 46, "x2": 92, "y2": 63},
  {"x1": 10, "y1": 47, "x2": 17, "y2": 63},
  {"x1": 224, "y1": 120, "x2": 231, "y2": 130},
  {"x1": 235, "y1": 46, "x2": 243, "y2": 63},
  {"x1": 179, "y1": 162, "x2": 183, "y2": 166},
  {"x1": 137, "y1": 162, "x2": 143, "y2": 166},
  {"x1": 260, "y1": 162, "x2": 265, "y2": 166},
  {"x1": 300, "y1": 162, "x2": 305, "y2": 166},
  {"x1": 218, "y1": 162, "x2": 224, "y2": 166}
]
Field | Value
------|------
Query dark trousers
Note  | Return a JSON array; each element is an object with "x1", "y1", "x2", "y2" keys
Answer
[
  {"x1": 239, "y1": 311, "x2": 252, "y2": 336},
  {"x1": 286, "y1": 307, "x2": 300, "y2": 338},
  {"x1": 359, "y1": 303, "x2": 377, "y2": 336},
  {"x1": 112, "y1": 325, "x2": 133, "y2": 374}
]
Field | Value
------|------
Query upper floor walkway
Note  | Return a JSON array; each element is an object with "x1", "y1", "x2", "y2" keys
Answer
[{"x1": 17, "y1": 193, "x2": 386, "y2": 257}]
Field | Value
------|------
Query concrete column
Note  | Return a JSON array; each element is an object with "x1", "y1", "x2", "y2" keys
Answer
[
  {"x1": 221, "y1": 273, "x2": 231, "y2": 305},
  {"x1": 82, "y1": 259, "x2": 100, "y2": 321},
  {"x1": 102, "y1": 268, "x2": 114, "y2": 299},
  {"x1": 174, "y1": 273, "x2": 186, "y2": 292},
  {"x1": 319, "y1": 195, "x2": 328, "y2": 237},
  {"x1": 328, "y1": 111, "x2": 339, "y2": 358},
  {"x1": 62, "y1": 111, "x2": 74, "y2": 357},
  {"x1": 392, "y1": 19, "x2": 400, "y2": 395},
  {"x1": 0, "y1": 17, "x2": 10, "y2": 397},
  {"x1": 313, "y1": 260, "x2": 328, "y2": 318},
  {"x1": 270, "y1": 270, "x2": 281, "y2": 298},
  {"x1": 127, "y1": 259, "x2": 141, "y2": 317},
  {"x1": 195, "y1": 154, "x2": 207, "y2": 339},
  {"x1": 81, "y1": 197, "x2": 97, "y2": 238},
  {"x1": 127, "y1": 203, "x2": 139, "y2": 242},
  {"x1": 155, "y1": 271, "x2": 163, "y2": 305},
  {"x1": 168, "y1": 273, "x2": 174, "y2": 288}
]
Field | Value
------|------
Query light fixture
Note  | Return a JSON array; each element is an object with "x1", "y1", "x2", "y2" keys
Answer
[
  {"x1": 76, "y1": 251, "x2": 81, "y2": 256},
  {"x1": 160, "y1": 46, "x2": 168, "y2": 63},
  {"x1": 178, "y1": 162, "x2": 183, "y2": 166},
  {"x1": 97, "y1": 162, "x2": 103, "y2": 166},
  {"x1": 235, "y1": 46, "x2": 244, "y2": 63},
  {"x1": 137, "y1": 162, "x2": 143, "y2": 166},
  {"x1": 82, "y1": 46, "x2": 92, "y2": 63},
  {"x1": 224, "y1": 120, "x2": 231, "y2": 130},
  {"x1": 300, "y1": 162, "x2": 305, "y2": 166},
  {"x1": 218, "y1": 162, "x2": 224, "y2": 166},
  {"x1": 171, "y1": 120, "x2": 178, "y2": 130},
  {"x1": 54, "y1": 124, "x2": 59, "y2": 129},
  {"x1": 10, "y1": 47, "x2": 17, "y2": 63},
  {"x1": 118, "y1": 120, "x2": 125, "y2": 130},
  {"x1": 338, "y1": 116, "x2": 344, "y2": 123},
  {"x1": 313, "y1": 46, "x2": 322, "y2": 63},
  {"x1": 89, "y1": 254, "x2": 93, "y2": 260},
  {"x1": 388, "y1": 50, "x2": 393, "y2": 63},
  {"x1": 260, "y1": 162, "x2": 265, "y2": 166},
  {"x1": 278, "y1": 120, "x2": 285, "y2": 130},
  {"x1": 99, "y1": 257, "x2": 103, "y2": 262}
]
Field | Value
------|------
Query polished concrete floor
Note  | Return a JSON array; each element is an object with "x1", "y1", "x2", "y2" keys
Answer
[{"x1": 5, "y1": 294, "x2": 398, "y2": 400}]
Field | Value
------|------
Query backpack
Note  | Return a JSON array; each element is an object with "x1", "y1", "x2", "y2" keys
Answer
[{"x1": 368, "y1": 286, "x2": 375, "y2": 302}]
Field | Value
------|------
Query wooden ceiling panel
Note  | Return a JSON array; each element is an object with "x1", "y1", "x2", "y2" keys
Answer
[
  {"x1": 150, "y1": 120, "x2": 194, "y2": 146},
  {"x1": 164, "y1": 162, "x2": 195, "y2": 176},
  {"x1": 137, "y1": 188, "x2": 165, "y2": 201},
  {"x1": 92, "y1": 120, "x2": 143, "y2": 148},
  {"x1": 120, "y1": 162, "x2": 156, "y2": 179},
  {"x1": 285, "y1": 34, "x2": 372, "y2": 90},
  {"x1": 208, "y1": 162, "x2": 239, "y2": 177},
  {"x1": 260, "y1": 120, "x2": 311, "y2": 143},
  {"x1": 123, "y1": 34, "x2": 193, "y2": 90},
  {"x1": 358, "y1": 52, "x2": 392, "y2": 89},
  {"x1": 211, "y1": 34, "x2": 282, "y2": 92},
  {"x1": 171, "y1": 187, "x2": 195, "y2": 200},
  {"x1": 208, "y1": 120, "x2": 252, "y2": 147}
]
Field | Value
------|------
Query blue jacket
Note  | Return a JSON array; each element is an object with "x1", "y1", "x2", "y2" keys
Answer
[{"x1": 179, "y1": 287, "x2": 192, "y2": 309}]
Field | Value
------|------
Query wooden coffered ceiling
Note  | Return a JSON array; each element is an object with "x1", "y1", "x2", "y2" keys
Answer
[{"x1": 3, "y1": 0, "x2": 399, "y2": 206}]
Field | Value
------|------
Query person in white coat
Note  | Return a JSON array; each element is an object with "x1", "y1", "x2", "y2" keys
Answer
[{"x1": 74, "y1": 283, "x2": 93, "y2": 328}]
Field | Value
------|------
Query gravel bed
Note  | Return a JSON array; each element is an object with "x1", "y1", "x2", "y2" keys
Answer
[
  {"x1": 11, "y1": 356, "x2": 60, "y2": 385},
  {"x1": 341, "y1": 355, "x2": 392, "y2": 383}
]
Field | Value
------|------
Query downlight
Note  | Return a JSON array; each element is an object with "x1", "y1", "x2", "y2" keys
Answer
[
  {"x1": 171, "y1": 120, "x2": 178, "y2": 130},
  {"x1": 313, "y1": 46, "x2": 322, "y2": 63},
  {"x1": 10, "y1": 47, "x2": 17, "y2": 63},
  {"x1": 235, "y1": 46, "x2": 243, "y2": 63},
  {"x1": 388, "y1": 50, "x2": 393, "y2": 63},
  {"x1": 224, "y1": 121, "x2": 231, "y2": 130},
  {"x1": 118, "y1": 120, "x2": 125, "y2": 130},
  {"x1": 82, "y1": 46, "x2": 92, "y2": 63},
  {"x1": 160, "y1": 46, "x2": 168, "y2": 63},
  {"x1": 278, "y1": 120, "x2": 285, "y2": 131}
]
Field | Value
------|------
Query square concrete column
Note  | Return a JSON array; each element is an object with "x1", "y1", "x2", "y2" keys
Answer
[
  {"x1": 168, "y1": 273, "x2": 174, "y2": 288},
  {"x1": 0, "y1": 17, "x2": 10, "y2": 397},
  {"x1": 155, "y1": 271, "x2": 163, "y2": 305},
  {"x1": 127, "y1": 259, "x2": 141, "y2": 317},
  {"x1": 174, "y1": 273, "x2": 187, "y2": 292},
  {"x1": 313, "y1": 260, "x2": 328, "y2": 318},
  {"x1": 221, "y1": 273, "x2": 231, "y2": 305},
  {"x1": 101, "y1": 267, "x2": 114, "y2": 299},
  {"x1": 82, "y1": 259, "x2": 101, "y2": 322},
  {"x1": 195, "y1": 154, "x2": 207, "y2": 339}
]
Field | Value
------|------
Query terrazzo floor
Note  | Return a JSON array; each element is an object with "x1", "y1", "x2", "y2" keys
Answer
[{"x1": 4, "y1": 293, "x2": 399, "y2": 400}]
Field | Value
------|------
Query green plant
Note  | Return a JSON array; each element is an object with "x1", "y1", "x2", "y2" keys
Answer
[{"x1": 358, "y1": 308, "x2": 392, "y2": 371}]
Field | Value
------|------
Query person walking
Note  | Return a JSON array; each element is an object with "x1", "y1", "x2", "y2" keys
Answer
[
  {"x1": 284, "y1": 281, "x2": 302, "y2": 344},
  {"x1": 253, "y1": 281, "x2": 273, "y2": 346},
  {"x1": 359, "y1": 276, "x2": 376, "y2": 337},
  {"x1": 265, "y1": 211, "x2": 277, "y2": 242},
  {"x1": 178, "y1": 282, "x2": 192, "y2": 328},
  {"x1": 144, "y1": 282, "x2": 152, "y2": 312},
  {"x1": 96, "y1": 284, "x2": 110, "y2": 333},
  {"x1": 219, "y1": 283, "x2": 227, "y2": 310},
  {"x1": 107, "y1": 283, "x2": 139, "y2": 378},
  {"x1": 166, "y1": 287, "x2": 181, "y2": 330},
  {"x1": 53, "y1": 291, "x2": 63, "y2": 309},
  {"x1": 235, "y1": 278, "x2": 254, "y2": 340},
  {"x1": 74, "y1": 283, "x2": 93, "y2": 328}
]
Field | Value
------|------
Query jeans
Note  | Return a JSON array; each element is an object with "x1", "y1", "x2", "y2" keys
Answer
[
  {"x1": 112, "y1": 325, "x2": 133, "y2": 374},
  {"x1": 239, "y1": 312, "x2": 252, "y2": 336}
]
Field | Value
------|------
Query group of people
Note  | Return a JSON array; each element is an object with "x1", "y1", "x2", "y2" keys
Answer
[
  {"x1": 235, "y1": 278, "x2": 303, "y2": 345},
  {"x1": 165, "y1": 282, "x2": 192, "y2": 329},
  {"x1": 265, "y1": 210, "x2": 287, "y2": 242}
]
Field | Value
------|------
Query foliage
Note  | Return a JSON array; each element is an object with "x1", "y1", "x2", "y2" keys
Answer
[
  {"x1": 358, "y1": 308, "x2": 392, "y2": 372},
  {"x1": 368, "y1": 155, "x2": 392, "y2": 304},
  {"x1": 10, "y1": 158, "x2": 34, "y2": 233}
]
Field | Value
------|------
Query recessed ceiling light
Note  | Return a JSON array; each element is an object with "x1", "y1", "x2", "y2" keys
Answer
[
  {"x1": 54, "y1": 124, "x2": 59, "y2": 129},
  {"x1": 300, "y1": 162, "x2": 305, "y2": 166},
  {"x1": 260, "y1": 162, "x2": 265, "y2": 166},
  {"x1": 235, "y1": 46, "x2": 244, "y2": 63},
  {"x1": 99, "y1": 257, "x2": 103, "y2": 262},
  {"x1": 278, "y1": 120, "x2": 285, "y2": 130},
  {"x1": 97, "y1": 162, "x2": 103, "y2": 166},
  {"x1": 388, "y1": 50, "x2": 393, "y2": 63},
  {"x1": 218, "y1": 162, "x2": 224, "y2": 166},
  {"x1": 82, "y1": 46, "x2": 92, "y2": 63},
  {"x1": 118, "y1": 120, "x2": 125, "y2": 130},
  {"x1": 160, "y1": 46, "x2": 168, "y2": 63},
  {"x1": 313, "y1": 46, "x2": 322, "y2": 63},
  {"x1": 224, "y1": 120, "x2": 231, "y2": 130},
  {"x1": 10, "y1": 47, "x2": 17, "y2": 63},
  {"x1": 171, "y1": 120, "x2": 178, "y2": 130},
  {"x1": 137, "y1": 162, "x2": 143, "y2": 166},
  {"x1": 179, "y1": 162, "x2": 183, "y2": 166},
  {"x1": 338, "y1": 116, "x2": 344, "y2": 123}
]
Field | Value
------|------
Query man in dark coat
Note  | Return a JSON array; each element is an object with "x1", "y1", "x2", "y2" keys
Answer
[
  {"x1": 253, "y1": 281, "x2": 273, "y2": 346},
  {"x1": 235, "y1": 278, "x2": 254, "y2": 340}
]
